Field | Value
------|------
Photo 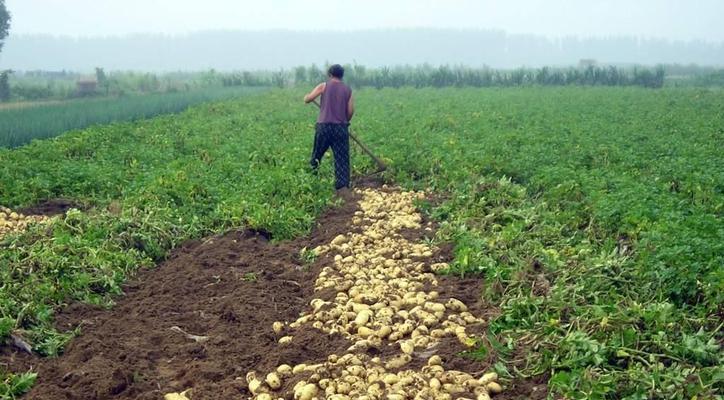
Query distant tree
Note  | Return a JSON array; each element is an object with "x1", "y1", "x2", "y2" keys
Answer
[
  {"x1": 294, "y1": 66, "x2": 307, "y2": 85},
  {"x1": 95, "y1": 67, "x2": 109, "y2": 95},
  {"x1": 0, "y1": 69, "x2": 11, "y2": 101},
  {"x1": 272, "y1": 70, "x2": 288, "y2": 88},
  {"x1": 0, "y1": 0, "x2": 9, "y2": 54},
  {"x1": 308, "y1": 64, "x2": 324, "y2": 83}
]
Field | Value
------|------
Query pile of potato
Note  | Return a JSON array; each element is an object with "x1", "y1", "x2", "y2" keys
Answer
[
  {"x1": 0, "y1": 206, "x2": 49, "y2": 240},
  {"x1": 246, "y1": 188, "x2": 502, "y2": 400},
  {"x1": 246, "y1": 353, "x2": 501, "y2": 400}
]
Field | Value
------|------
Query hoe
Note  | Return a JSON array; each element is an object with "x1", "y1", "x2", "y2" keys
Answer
[{"x1": 312, "y1": 100, "x2": 387, "y2": 176}]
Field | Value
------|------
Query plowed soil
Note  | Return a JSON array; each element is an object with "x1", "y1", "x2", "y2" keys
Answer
[{"x1": 2, "y1": 185, "x2": 547, "y2": 399}]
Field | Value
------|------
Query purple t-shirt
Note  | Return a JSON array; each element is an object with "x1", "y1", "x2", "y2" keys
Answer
[{"x1": 318, "y1": 80, "x2": 352, "y2": 124}]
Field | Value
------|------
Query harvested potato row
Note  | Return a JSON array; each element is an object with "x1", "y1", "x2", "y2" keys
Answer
[
  {"x1": 248, "y1": 188, "x2": 502, "y2": 400},
  {"x1": 307, "y1": 189, "x2": 482, "y2": 353},
  {"x1": 246, "y1": 353, "x2": 502, "y2": 400},
  {"x1": 0, "y1": 206, "x2": 50, "y2": 240}
]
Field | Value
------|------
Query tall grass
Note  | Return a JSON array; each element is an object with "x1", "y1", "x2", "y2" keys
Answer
[{"x1": 0, "y1": 86, "x2": 266, "y2": 148}]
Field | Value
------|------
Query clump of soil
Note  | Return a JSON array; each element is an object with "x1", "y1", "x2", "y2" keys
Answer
[
  {"x1": 18, "y1": 198, "x2": 80, "y2": 216},
  {"x1": 496, "y1": 373, "x2": 549, "y2": 400}
]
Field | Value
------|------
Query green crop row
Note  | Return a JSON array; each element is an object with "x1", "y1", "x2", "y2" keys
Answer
[
  {"x1": 0, "y1": 86, "x2": 266, "y2": 148},
  {"x1": 0, "y1": 87, "x2": 722, "y2": 399}
]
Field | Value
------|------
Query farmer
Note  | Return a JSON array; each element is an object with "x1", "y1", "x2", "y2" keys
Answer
[{"x1": 304, "y1": 64, "x2": 355, "y2": 192}]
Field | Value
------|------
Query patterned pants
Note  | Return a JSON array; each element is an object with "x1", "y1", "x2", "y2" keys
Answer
[{"x1": 311, "y1": 123, "x2": 350, "y2": 190}]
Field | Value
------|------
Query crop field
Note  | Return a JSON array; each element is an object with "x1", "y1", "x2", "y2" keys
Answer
[
  {"x1": 0, "y1": 87, "x2": 722, "y2": 399},
  {"x1": 0, "y1": 86, "x2": 266, "y2": 148}
]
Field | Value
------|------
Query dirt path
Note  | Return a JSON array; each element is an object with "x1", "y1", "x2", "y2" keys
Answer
[
  {"x1": 0, "y1": 99, "x2": 69, "y2": 111},
  {"x1": 2, "y1": 185, "x2": 545, "y2": 399}
]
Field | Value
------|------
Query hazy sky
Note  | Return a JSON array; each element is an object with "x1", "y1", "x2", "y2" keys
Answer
[{"x1": 5, "y1": 0, "x2": 724, "y2": 41}]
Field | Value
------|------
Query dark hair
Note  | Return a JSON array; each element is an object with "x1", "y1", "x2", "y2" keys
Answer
[{"x1": 328, "y1": 64, "x2": 344, "y2": 79}]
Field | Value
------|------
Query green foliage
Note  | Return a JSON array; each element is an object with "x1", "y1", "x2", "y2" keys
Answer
[
  {"x1": 0, "y1": 90, "x2": 342, "y2": 396},
  {"x1": 299, "y1": 247, "x2": 319, "y2": 264},
  {"x1": 0, "y1": 70, "x2": 9, "y2": 102},
  {"x1": 0, "y1": 86, "x2": 722, "y2": 398},
  {"x1": 0, "y1": 0, "x2": 9, "y2": 53},
  {"x1": 0, "y1": 372, "x2": 36, "y2": 400},
  {"x1": 354, "y1": 87, "x2": 721, "y2": 398}
]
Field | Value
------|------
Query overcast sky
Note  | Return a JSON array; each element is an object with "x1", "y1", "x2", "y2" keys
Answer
[{"x1": 5, "y1": 0, "x2": 724, "y2": 42}]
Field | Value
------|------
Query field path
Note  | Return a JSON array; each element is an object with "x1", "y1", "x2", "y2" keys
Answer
[
  {"x1": 0, "y1": 99, "x2": 69, "y2": 111},
  {"x1": 3, "y1": 185, "x2": 527, "y2": 400}
]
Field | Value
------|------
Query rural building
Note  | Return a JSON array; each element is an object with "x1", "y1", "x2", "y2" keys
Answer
[{"x1": 76, "y1": 78, "x2": 98, "y2": 96}]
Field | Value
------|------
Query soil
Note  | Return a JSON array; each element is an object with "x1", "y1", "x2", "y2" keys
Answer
[
  {"x1": 17, "y1": 198, "x2": 80, "y2": 216},
  {"x1": 2, "y1": 183, "x2": 548, "y2": 399},
  {"x1": 496, "y1": 373, "x2": 550, "y2": 400}
]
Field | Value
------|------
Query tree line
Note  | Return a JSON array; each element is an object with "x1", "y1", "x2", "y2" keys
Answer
[
  {"x1": 0, "y1": 63, "x2": 678, "y2": 103},
  {"x1": 222, "y1": 64, "x2": 668, "y2": 89}
]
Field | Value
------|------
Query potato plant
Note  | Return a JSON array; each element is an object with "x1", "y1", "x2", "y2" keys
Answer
[{"x1": 1, "y1": 86, "x2": 722, "y2": 399}]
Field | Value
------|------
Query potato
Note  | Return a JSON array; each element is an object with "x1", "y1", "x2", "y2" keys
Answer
[
  {"x1": 385, "y1": 354, "x2": 412, "y2": 369},
  {"x1": 336, "y1": 381, "x2": 351, "y2": 394},
  {"x1": 443, "y1": 383, "x2": 465, "y2": 393},
  {"x1": 266, "y1": 372, "x2": 282, "y2": 389},
  {"x1": 479, "y1": 372, "x2": 498, "y2": 385},
  {"x1": 476, "y1": 391, "x2": 492, "y2": 400},
  {"x1": 446, "y1": 298, "x2": 468, "y2": 312},
  {"x1": 377, "y1": 325, "x2": 392, "y2": 338},
  {"x1": 486, "y1": 381, "x2": 503, "y2": 394},
  {"x1": 163, "y1": 390, "x2": 191, "y2": 400},
  {"x1": 430, "y1": 328, "x2": 447, "y2": 338},
  {"x1": 357, "y1": 326, "x2": 375, "y2": 338},
  {"x1": 248, "y1": 378, "x2": 264, "y2": 394},
  {"x1": 331, "y1": 234, "x2": 347, "y2": 246},
  {"x1": 382, "y1": 373, "x2": 400, "y2": 385},
  {"x1": 294, "y1": 383, "x2": 318, "y2": 400},
  {"x1": 347, "y1": 365, "x2": 365, "y2": 377},
  {"x1": 427, "y1": 355, "x2": 442, "y2": 366},
  {"x1": 354, "y1": 310, "x2": 372, "y2": 326},
  {"x1": 400, "y1": 340, "x2": 415, "y2": 354},
  {"x1": 276, "y1": 364, "x2": 292, "y2": 376}
]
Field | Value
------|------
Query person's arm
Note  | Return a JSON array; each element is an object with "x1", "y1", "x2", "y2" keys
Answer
[
  {"x1": 347, "y1": 94, "x2": 355, "y2": 121},
  {"x1": 304, "y1": 83, "x2": 325, "y2": 103}
]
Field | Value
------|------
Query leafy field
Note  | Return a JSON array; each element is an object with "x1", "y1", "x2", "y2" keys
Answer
[
  {"x1": 0, "y1": 87, "x2": 722, "y2": 399},
  {"x1": 0, "y1": 86, "x2": 266, "y2": 148}
]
